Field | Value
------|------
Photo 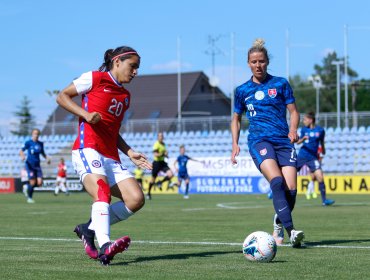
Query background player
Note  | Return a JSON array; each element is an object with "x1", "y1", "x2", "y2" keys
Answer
[
  {"x1": 173, "y1": 144, "x2": 201, "y2": 199},
  {"x1": 305, "y1": 145, "x2": 323, "y2": 199},
  {"x1": 231, "y1": 38, "x2": 304, "y2": 247},
  {"x1": 54, "y1": 157, "x2": 69, "y2": 196},
  {"x1": 296, "y1": 112, "x2": 335, "y2": 206},
  {"x1": 19, "y1": 128, "x2": 51, "y2": 203},
  {"x1": 147, "y1": 132, "x2": 173, "y2": 200},
  {"x1": 133, "y1": 167, "x2": 145, "y2": 190},
  {"x1": 20, "y1": 167, "x2": 29, "y2": 197},
  {"x1": 57, "y1": 46, "x2": 152, "y2": 265}
]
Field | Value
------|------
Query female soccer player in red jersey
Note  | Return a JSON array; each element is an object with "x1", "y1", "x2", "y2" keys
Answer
[{"x1": 57, "y1": 46, "x2": 152, "y2": 265}]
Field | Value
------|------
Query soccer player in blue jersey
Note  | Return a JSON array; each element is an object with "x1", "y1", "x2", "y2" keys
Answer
[
  {"x1": 231, "y1": 38, "x2": 304, "y2": 247},
  {"x1": 19, "y1": 129, "x2": 51, "y2": 203},
  {"x1": 296, "y1": 112, "x2": 335, "y2": 206},
  {"x1": 173, "y1": 145, "x2": 200, "y2": 199}
]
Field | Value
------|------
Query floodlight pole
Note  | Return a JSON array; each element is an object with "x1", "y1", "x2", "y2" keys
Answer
[
  {"x1": 332, "y1": 60, "x2": 344, "y2": 128},
  {"x1": 230, "y1": 32, "x2": 235, "y2": 118},
  {"x1": 177, "y1": 36, "x2": 182, "y2": 128},
  {"x1": 343, "y1": 24, "x2": 349, "y2": 128}
]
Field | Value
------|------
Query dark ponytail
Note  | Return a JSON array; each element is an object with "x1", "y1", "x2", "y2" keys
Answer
[{"x1": 98, "y1": 46, "x2": 140, "y2": 72}]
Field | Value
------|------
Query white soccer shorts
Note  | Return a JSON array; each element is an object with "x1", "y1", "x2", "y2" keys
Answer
[{"x1": 72, "y1": 148, "x2": 133, "y2": 187}]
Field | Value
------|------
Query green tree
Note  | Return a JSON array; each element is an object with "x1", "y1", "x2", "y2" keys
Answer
[
  {"x1": 291, "y1": 51, "x2": 368, "y2": 114},
  {"x1": 11, "y1": 96, "x2": 35, "y2": 136},
  {"x1": 313, "y1": 51, "x2": 358, "y2": 90}
]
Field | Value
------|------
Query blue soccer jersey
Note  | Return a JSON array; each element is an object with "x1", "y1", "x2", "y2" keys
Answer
[
  {"x1": 22, "y1": 139, "x2": 46, "y2": 167},
  {"x1": 234, "y1": 74, "x2": 295, "y2": 149},
  {"x1": 177, "y1": 154, "x2": 190, "y2": 175},
  {"x1": 298, "y1": 125, "x2": 325, "y2": 161}
]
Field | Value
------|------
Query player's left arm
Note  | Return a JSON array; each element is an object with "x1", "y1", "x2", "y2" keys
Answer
[
  {"x1": 286, "y1": 103, "x2": 300, "y2": 143},
  {"x1": 320, "y1": 130, "x2": 326, "y2": 155},
  {"x1": 117, "y1": 135, "x2": 152, "y2": 170},
  {"x1": 40, "y1": 143, "x2": 51, "y2": 164}
]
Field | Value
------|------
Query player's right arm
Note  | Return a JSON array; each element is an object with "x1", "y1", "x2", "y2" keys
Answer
[
  {"x1": 19, "y1": 142, "x2": 28, "y2": 161},
  {"x1": 231, "y1": 112, "x2": 242, "y2": 165},
  {"x1": 56, "y1": 83, "x2": 101, "y2": 124},
  {"x1": 173, "y1": 159, "x2": 178, "y2": 172}
]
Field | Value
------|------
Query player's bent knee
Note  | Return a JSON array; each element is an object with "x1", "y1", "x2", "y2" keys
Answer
[{"x1": 96, "y1": 179, "x2": 111, "y2": 204}]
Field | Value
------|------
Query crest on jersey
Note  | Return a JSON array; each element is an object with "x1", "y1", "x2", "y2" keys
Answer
[
  {"x1": 268, "y1": 88, "x2": 277, "y2": 98},
  {"x1": 125, "y1": 97, "x2": 129, "y2": 106},
  {"x1": 255, "y1": 91, "x2": 265, "y2": 100},
  {"x1": 92, "y1": 160, "x2": 102, "y2": 168},
  {"x1": 259, "y1": 148, "x2": 267, "y2": 156},
  {"x1": 315, "y1": 132, "x2": 320, "y2": 137}
]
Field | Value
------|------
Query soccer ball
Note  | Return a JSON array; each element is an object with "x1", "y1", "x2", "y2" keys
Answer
[{"x1": 242, "y1": 231, "x2": 277, "y2": 262}]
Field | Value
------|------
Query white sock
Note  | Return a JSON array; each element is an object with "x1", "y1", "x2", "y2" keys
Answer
[
  {"x1": 308, "y1": 181, "x2": 315, "y2": 193},
  {"x1": 109, "y1": 201, "x2": 134, "y2": 225},
  {"x1": 55, "y1": 186, "x2": 59, "y2": 195},
  {"x1": 89, "y1": 201, "x2": 110, "y2": 247},
  {"x1": 60, "y1": 184, "x2": 67, "y2": 193}
]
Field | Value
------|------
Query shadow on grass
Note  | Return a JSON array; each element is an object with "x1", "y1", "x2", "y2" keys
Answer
[
  {"x1": 304, "y1": 239, "x2": 370, "y2": 247},
  {"x1": 111, "y1": 250, "x2": 241, "y2": 265}
]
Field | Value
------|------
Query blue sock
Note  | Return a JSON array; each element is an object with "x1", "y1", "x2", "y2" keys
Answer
[
  {"x1": 270, "y1": 177, "x2": 293, "y2": 232},
  {"x1": 286, "y1": 189, "x2": 297, "y2": 211},
  {"x1": 185, "y1": 183, "x2": 189, "y2": 195},
  {"x1": 319, "y1": 182, "x2": 326, "y2": 202},
  {"x1": 27, "y1": 184, "x2": 34, "y2": 199}
]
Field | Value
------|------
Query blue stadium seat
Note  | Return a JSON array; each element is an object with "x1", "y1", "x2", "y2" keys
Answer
[
  {"x1": 326, "y1": 127, "x2": 334, "y2": 135},
  {"x1": 334, "y1": 127, "x2": 342, "y2": 135},
  {"x1": 358, "y1": 126, "x2": 366, "y2": 134},
  {"x1": 342, "y1": 127, "x2": 350, "y2": 135}
]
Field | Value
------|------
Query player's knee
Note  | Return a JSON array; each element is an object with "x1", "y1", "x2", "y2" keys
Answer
[
  {"x1": 96, "y1": 179, "x2": 111, "y2": 204},
  {"x1": 128, "y1": 192, "x2": 145, "y2": 212}
]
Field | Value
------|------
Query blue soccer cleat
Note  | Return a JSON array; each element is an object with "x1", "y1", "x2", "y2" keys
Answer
[{"x1": 322, "y1": 199, "x2": 335, "y2": 206}]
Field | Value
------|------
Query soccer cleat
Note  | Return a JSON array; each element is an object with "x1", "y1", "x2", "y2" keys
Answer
[
  {"x1": 312, "y1": 192, "x2": 318, "y2": 199},
  {"x1": 74, "y1": 224, "x2": 98, "y2": 259},
  {"x1": 146, "y1": 194, "x2": 152, "y2": 200},
  {"x1": 305, "y1": 191, "x2": 311, "y2": 200},
  {"x1": 27, "y1": 198, "x2": 35, "y2": 203},
  {"x1": 184, "y1": 195, "x2": 189, "y2": 199},
  {"x1": 272, "y1": 214, "x2": 284, "y2": 245},
  {"x1": 99, "y1": 236, "x2": 131, "y2": 265},
  {"x1": 290, "y1": 229, "x2": 304, "y2": 248},
  {"x1": 322, "y1": 199, "x2": 335, "y2": 206}
]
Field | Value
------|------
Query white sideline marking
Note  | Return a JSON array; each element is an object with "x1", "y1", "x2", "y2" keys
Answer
[{"x1": 0, "y1": 236, "x2": 370, "y2": 249}]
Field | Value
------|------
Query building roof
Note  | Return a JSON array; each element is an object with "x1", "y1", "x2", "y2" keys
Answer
[{"x1": 43, "y1": 71, "x2": 230, "y2": 134}]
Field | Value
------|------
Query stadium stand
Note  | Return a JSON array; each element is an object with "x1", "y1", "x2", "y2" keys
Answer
[{"x1": 1, "y1": 126, "x2": 370, "y2": 177}]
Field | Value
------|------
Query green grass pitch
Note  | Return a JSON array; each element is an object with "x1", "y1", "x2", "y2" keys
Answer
[{"x1": 0, "y1": 193, "x2": 369, "y2": 279}]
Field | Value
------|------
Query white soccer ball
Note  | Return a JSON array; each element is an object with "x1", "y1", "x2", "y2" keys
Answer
[{"x1": 242, "y1": 231, "x2": 277, "y2": 262}]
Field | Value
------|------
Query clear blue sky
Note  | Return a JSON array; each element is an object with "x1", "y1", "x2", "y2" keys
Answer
[{"x1": 1, "y1": 0, "x2": 370, "y2": 127}]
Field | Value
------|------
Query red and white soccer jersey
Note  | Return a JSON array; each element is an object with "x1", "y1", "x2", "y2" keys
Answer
[
  {"x1": 72, "y1": 71, "x2": 131, "y2": 161},
  {"x1": 57, "y1": 163, "x2": 67, "y2": 178}
]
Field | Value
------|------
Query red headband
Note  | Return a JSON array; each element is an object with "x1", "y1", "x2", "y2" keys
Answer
[{"x1": 111, "y1": 51, "x2": 138, "y2": 61}]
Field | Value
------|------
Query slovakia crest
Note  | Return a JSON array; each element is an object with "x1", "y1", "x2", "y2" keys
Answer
[
  {"x1": 259, "y1": 148, "x2": 267, "y2": 156},
  {"x1": 268, "y1": 88, "x2": 277, "y2": 98}
]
